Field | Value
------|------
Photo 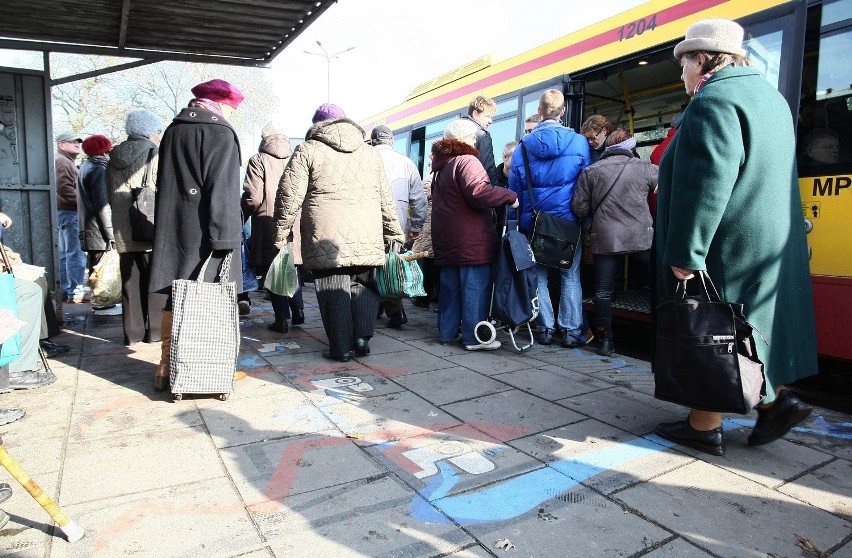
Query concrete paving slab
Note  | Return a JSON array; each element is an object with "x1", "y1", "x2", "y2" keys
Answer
[
  {"x1": 0, "y1": 471, "x2": 59, "y2": 556},
  {"x1": 252, "y1": 475, "x2": 475, "y2": 557},
  {"x1": 51, "y1": 478, "x2": 264, "y2": 558},
  {"x1": 596, "y1": 367, "x2": 657, "y2": 395},
  {"x1": 441, "y1": 389, "x2": 585, "y2": 442},
  {"x1": 68, "y1": 393, "x2": 202, "y2": 442},
  {"x1": 443, "y1": 351, "x2": 544, "y2": 376},
  {"x1": 615, "y1": 459, "x2": 852, "y2": 558},
  {"x1": 445, "y1": 545, "x2": 493, "y2": 557},
  {"x1": 1, "y1": 431, "x2": 67, "y2": 477},
  {"x1": 461, "y1": 483, "x2": 670, "y2": 557},
  {"x1": 508, "y1": 418, "x2": 694, "y2": 495},
  {"x1": 777, "y1": 458, "x2": 852, "y2": 519},
  {"x1": 287, "y1": 370, "x2": 407, "y2": 407},
  {"x1": 201, "y1": 389, "x2": 337, "y2": 448},
  {"x1": 784, "y1": 409, "x2": 852, "y2": 460},
  {"x1": 492, "y1": 365, "x2": 611, "y2": 400},
  {"x1": 560, "y1": 386, "x2": 685, "y2": 435},
  {"x1": 404, "y1": 338, "x2": 472, "y2": 358},
  {"x1": 359, "y1": 348, "x2": 458, "y2": 374},
  {"x1": 73, "y1": 365, "x2": 159, "y2": 400},
  {"x1": 3, "y1": 388, "x2": 74, "y2": 433},
  {"x1": 222, "y1": 434, "x2": 384, "y2": 505},
  {"x1": 319, "y1": 391, "x2": 462, "y2": 446},
  {"x1": 357, "y1": 335, "x2": 420, "y2": 355},
  {"x1": 363, "y1": 424, "x2": 542, "y2": 499},
  {"x1": 642, "y1": 538, "x2": 715, "y2": 556},
  {"x1": 60, "y1": 425, "x2": 224, "y2": 504},
  {"x1": 392, "y1": 367, "x2": 512, "y2": 406}
]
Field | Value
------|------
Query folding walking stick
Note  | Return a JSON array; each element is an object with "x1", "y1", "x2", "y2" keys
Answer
[{"x1": 0, "y1": 436, "x2": 84, "y2": 542}]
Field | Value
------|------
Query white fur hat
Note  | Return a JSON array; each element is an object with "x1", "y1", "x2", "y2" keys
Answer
[
  {"x1": 443, "y1": 119, "x2": 478, "y2": 142},
  {"x1": 673, "y1": 19, "x2": 746, "y2": 59}
]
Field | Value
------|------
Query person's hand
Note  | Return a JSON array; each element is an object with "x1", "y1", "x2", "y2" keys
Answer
[
  {"x1": 410, "y1": 231, "x2": 421, "y2": 240},
  {"x1": 510, "y1": 199, "x2": 520, "y2": 209},
  {"x1": 0, "y1": 213, "x2": 11, "y2": 229},
  {"x1": 108, "y1": 240, "x2": 116, "y2": 251},
  {"x1": 671, "y1": 266, "x2": 695, "y2": 280}
]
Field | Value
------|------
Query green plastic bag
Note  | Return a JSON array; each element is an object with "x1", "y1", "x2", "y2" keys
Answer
[
  {"x1": 264, "y1": 244, "x2": 299, "y2": 297},
  {"x1": 374, "y1": 251, "x2": 427, "y2": 299}
]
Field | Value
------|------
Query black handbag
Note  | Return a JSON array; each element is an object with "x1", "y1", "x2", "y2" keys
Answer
[
  {"x1": 654, "y1": 271, "x2": 766, "y2": 414},
  {"x1": 521, "y1": 144, "x2": 581, "y2": 269},
  {"x1": 129, "y1": 148, "x2": 156, "y2": 242}
]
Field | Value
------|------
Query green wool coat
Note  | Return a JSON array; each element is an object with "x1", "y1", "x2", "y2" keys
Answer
[{"x1": 655, "y1": 65, "x2": 818, "y2": 399}]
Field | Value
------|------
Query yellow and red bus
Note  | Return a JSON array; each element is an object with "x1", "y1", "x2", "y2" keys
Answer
[{"x1": 363, "y1": 0, "x2": 852, "y2": 362}]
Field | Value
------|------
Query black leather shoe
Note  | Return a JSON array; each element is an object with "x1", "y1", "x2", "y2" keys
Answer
[
  {"x1": 322, "y1": 349, "x2": 351, "y2": 363},
  {"x1": 387, "y1": 310, "x2": 407, "y2": 329},
  {"x1": 655, "y1": 419, "x2": 725, "y2": 456},
  {"x1": 354, "y1": 337, "x2": 371, "y2": 356},
  {"x1": 41, "y1": 345, "x2": 59, "y2": 359},
  {"x1": 291, "y1": 309, "x2": 305, "y2": 326},
  {"x1": 748, "y1": 390, "x2": 812, "y2": 447},
  {"x1": 538, "y1": 328, "x2": 554, "y2": 345},
  {"x1": 40, "y1": 339, "x2": 70, "y2": 353},
  {"x1": 267, "y1": 321, "x2": 288, "y2": 333}
]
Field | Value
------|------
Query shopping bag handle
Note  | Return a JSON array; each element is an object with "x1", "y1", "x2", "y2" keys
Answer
[{"x1": 197, "y1": 251, "x2": 232, "y2": 284}]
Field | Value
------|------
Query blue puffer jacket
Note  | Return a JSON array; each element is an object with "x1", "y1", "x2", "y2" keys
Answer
[{"x1": 508, "y1": 121, "x2": 590, "y2": 234}]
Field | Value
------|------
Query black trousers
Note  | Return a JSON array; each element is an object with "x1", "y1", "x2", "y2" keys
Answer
[
  {"x1": 313, "y1": 266, "x2": 378, "y2": 356},
  {"x1": 120, "y1": 252, "x2": 167, "y2": 344},
  {"x1": 593, "y1": 250, "x2": 650, "y2": 336}
]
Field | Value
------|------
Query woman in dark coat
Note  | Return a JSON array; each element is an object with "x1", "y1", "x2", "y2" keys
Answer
[
  {"x1": 149, "y1": 79, "x2": 245, "y2": 391},
  {"x1": 431, "y1": 119, "x2": 518, "y2": 350},
  {"x1": 572, "y1": 129, "x2": 657, "y2": 357},
  {"x1": 77, "y1": 135, "x2": 115, "y2": 272},
  {"x1": 653, "y1": 19, "x2": 817, "y2": 455}
]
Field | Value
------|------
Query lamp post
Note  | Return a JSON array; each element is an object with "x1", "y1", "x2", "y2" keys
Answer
[{"x1": 304, "y1": 41, "x2": 355, "y2": 102}]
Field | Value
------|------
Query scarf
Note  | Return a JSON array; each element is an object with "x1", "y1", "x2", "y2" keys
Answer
[
  {"x1": 604, "y1": 136, "x2": 637, "y2": 153},
  {"x1": 188, "y1": 98, "x2": 223, "y2": 117},
  {"x1": 693, "y1": 70, "x2": 716, "y2": 95}
]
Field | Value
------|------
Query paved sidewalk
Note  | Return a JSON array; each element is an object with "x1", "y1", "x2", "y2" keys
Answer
[{"x1": 0, "y1": 285, "x2": 850, "y2": 557}]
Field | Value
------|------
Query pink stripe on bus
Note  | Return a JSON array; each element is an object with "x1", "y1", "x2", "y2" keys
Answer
[{"x1": 384, "y1": 0, "x2": 728, "y2": 126}]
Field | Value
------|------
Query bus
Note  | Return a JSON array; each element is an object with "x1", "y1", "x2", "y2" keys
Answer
[{"x1": 363, "y1": 0, "x2": 852, "y2": 363}]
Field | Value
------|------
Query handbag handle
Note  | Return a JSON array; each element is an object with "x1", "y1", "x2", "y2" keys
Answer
[
  {"x1": 675, "y1": 270, "x2": 721, "y2": 303},
  {"x1": 197, "y1": 251, "x2": 232, "y2": 284}
]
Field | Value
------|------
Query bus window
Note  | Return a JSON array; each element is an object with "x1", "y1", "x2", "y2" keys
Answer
[
  {"x1": 488, "y1": 117, "x2": 517, "y2": 168},
  {"x1": 797, "y1": 0, "x2": 852, "y2": 170},
  {"x1": 494, "y1": 96, "x2": 518, "y2": 117},
  {"x1": 393, "y1": 134, "x2": 408, "y2": 156},
  {"x1": 744, "y1": 28, "x2": 783, "y2": 89}
]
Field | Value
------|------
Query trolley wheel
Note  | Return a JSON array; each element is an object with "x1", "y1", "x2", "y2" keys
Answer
[
  {"x1": 219, "y1": 393, "x2": 230, "y2": 401},
  {"x1": 474, "y1": 320, "x2": 497, "y2": 345},
  {"x1": 174, "y1": 393, "x2": 183, "y2": 401}
]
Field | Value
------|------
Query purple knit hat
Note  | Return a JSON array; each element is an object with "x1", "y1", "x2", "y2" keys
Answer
[{"x1": 312, "y1": 103, "x2": 345, "y2": 124}]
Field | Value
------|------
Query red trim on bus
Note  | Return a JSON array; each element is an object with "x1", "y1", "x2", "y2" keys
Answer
[
  {"x1": 385, "y1": 0, "x2": 728, "y2": 126},
  {"x1": 812, "y1": 276, "x2": 852, "y2": 361}
]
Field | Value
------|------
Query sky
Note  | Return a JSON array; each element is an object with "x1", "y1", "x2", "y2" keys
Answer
[{"x1": 266, "y1": 0, "x2": 647, "y2": 136}]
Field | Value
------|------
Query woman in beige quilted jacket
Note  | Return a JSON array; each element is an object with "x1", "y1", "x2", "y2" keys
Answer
[{"x1": 273, "y1": 104, "x2": 403, "y2": 361}]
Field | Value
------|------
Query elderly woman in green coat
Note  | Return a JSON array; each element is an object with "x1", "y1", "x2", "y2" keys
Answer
[{"x1": 653, "y1": 19, "x2": 818, "y2": 456}]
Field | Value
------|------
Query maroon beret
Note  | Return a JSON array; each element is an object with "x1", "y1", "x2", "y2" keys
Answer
[
  {"x1": 191, "y1": 79, "x2": 245, "y2": 109},
  {"x1": 82, "y1": 135, "x2": 112, "y2": 156}
]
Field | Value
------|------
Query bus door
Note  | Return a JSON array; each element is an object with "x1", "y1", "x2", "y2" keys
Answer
[
  {"x1": 794, "y1": 0, "x2": 852, "y2": 361},
  {"x1": 563, "y1": 79, "x2": 585, "y2": 131}
]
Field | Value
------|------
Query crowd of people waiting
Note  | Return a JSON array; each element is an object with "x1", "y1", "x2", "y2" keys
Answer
[{"x1": 0, "y1": 20, "x2": 819, "y2": 466}]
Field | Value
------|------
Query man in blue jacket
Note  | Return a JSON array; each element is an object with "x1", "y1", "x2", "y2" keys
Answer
[{"x1": 509, "y1": 89, "x2": 590, "y2": 347}]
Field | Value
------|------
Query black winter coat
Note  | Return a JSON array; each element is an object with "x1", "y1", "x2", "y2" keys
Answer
[
  {"x1": 149, "y1": 107, "x2": 243, "y2": 294},
  {"x1": 77, "y1": 155, "x2": 114, "y2": 250}
]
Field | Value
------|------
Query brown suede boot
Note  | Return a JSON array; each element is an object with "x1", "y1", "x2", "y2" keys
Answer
[{"x1": 153, "y1": 311, "x2": 172, "y2": 392}]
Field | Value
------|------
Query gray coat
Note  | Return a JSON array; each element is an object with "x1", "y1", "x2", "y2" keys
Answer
[{"x1": 572, "y1": 148, "x2": 657, "y2": 254}]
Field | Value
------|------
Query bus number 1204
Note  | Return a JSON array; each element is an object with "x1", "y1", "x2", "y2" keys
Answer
[{"x1": 617, "y1": 14, "x2": 658, "y2": 41}]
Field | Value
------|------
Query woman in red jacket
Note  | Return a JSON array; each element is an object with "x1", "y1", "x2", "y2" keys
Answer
[{"x1": 430, "y1": 119, "x2": 518, "y2": 350}]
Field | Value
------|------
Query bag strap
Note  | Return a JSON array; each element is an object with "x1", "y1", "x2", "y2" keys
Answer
[
  {"x1": 520, "y1": 144, "x2": 538, "y2": 215},
  {"x1": 591, "y1": 160, "x2": 630, "y2": 218},
  {"x1": 197, "y1": 251, "x2": 232, "y2": 284},
  {"x1": 141, "y1": 147, "x2": 155, "y2": 188},
  {"x1": 0, "y1": 241, "x2": 14, "y2": 277}
]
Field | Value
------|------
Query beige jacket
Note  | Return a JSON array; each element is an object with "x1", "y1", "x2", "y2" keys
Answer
[
  {"x1": 273, "y1": 119, "x2": 403, "y2": 270},
  {"x1": 106, "y1": 136, "x2": 158, "y2": 253}
]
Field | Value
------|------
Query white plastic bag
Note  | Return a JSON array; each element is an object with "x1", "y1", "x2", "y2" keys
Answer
[
  {"x1": 263, "y1": 244, "x2": 299, "y2": 297},
  {"x1": 89, "y1": 250, "x2": 121, "y2": 308}
]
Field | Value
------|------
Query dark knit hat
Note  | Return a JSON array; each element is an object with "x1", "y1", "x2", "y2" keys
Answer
[
  {"x1": 190, "y1": 79, "x2": 245, "y2": 108},
  {"x1": 82, "y1": 135, "x2": 112, "y2": 156},
  {"x1": 370, "y1": 125, "x2": 394, "y2": 146},
  {"x1": 312, "y1": 103, "x2": 345, "y2": 124}
]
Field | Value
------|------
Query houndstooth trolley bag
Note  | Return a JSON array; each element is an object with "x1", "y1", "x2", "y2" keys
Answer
[{"x1": 170, "y1": 252, "x2": 239, "y2": 400}]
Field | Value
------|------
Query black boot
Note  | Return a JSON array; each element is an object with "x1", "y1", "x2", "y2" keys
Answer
[
  {"x1": 291, "y1": 309, "x2": 305, "y2": 325},
  {"x1": 597, "y1": 333, "x2": 614, "y2": 357},
  {"x1": 387, "y1": 310, "x2": 407, "y2": 329},
  {"x1": 354, "y1": 336, "x2": 371, "y2": 356}
]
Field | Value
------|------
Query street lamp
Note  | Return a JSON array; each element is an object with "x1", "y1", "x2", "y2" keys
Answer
[{"x1": 304, "y1": 41, "x2": 355, "y2": 102}]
